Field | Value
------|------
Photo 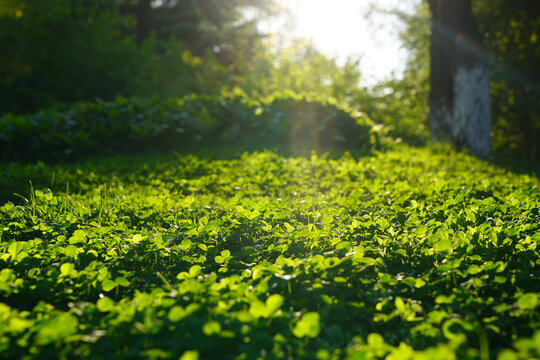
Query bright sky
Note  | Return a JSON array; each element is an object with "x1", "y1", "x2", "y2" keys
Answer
[{"x1": 265, "y1": 0, "x2": 417, "y2": 85}]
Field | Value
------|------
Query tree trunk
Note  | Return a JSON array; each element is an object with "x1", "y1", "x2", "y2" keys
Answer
[
  {"x1": 427, "y1": 0, "x2": 491, "y2": 158},
  {"x1": 135, "y1": 0, "x2": 151, "y2": 42}
]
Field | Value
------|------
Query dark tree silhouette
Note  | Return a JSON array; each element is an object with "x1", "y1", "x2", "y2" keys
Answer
[{"x1": 428, "y1": 0, "x2": 491, "y2": 158}]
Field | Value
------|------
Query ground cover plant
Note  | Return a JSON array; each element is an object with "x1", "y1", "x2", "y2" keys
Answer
[{"x1": 0, "y1": 145, "x2": 539, "y2": 359}]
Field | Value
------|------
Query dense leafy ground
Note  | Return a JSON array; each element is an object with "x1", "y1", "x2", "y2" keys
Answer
[{"x1": 0, "y1": 146, "x2": 539, "y2": 359}]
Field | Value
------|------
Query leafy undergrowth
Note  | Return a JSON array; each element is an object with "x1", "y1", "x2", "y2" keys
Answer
[
  {"x1": 0, "y1": 146, "x2": 539, "y2": 359},
  {"x1": 0, "y1": 93, "x2": 378, "y2": 163}
]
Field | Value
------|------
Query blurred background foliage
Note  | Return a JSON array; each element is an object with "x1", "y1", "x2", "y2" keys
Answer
[
  {"x1": 367, "y1": 0, "x2": 540, "y2": 158},
  {"x1": 474, "y1": 0, "x2": 540, "y2": 158},
  {"x1": 0, "y1": 0, "x2": 275, "y2": 111},
  {"x1": 0, "y1": 0, "x2": 538, "y2": 159}
]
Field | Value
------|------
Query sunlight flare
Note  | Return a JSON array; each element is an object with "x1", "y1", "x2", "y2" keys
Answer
[{"x1": 274, "y1": 0, "x2": 409, "y2": 82}]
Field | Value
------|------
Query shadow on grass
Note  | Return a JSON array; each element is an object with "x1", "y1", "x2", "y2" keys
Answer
[{"x1": 491, "y1": 153, "x2": 540, "y2": 178}]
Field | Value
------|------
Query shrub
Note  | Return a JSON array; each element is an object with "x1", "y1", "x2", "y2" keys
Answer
[{"x1": 0, "y1": 93, "x2": 379, "y2": 162}]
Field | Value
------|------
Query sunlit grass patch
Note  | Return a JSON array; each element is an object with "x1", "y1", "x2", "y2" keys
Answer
[{"x1": 0, "y1": 146, "x2": 538, "y2": 359}]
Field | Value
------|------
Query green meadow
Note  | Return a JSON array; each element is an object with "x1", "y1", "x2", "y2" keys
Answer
[
  {"x1": 1, "y1": 1, "x2": 539, "y2": 359},
  {"x1": 1, "y1": 143, "x2": 538, "y2": 359}
]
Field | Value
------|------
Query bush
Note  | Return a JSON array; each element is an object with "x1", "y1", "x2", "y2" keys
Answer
[{"x1": 0, "y1": 93, "x2": 379, "y2": 162}]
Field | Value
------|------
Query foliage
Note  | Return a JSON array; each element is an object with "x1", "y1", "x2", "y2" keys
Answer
[
  {"x1": 0, "y1": 0, "x2": 141, "y2": 113},
  {"x1": 0, "y1": 0, "x2": 369, "y2": 122},
  {"x1": 0, "y1": 93, "x2": 377, "y2": 163},
  {"x1": 370, "y1": 0, "x2": 540, "y2": 158},
  {"x1": 116, "y1": 0, "x2": 279, "y2": 65},
  {"x1": 473, "y1": 0, "x2": 540, "y2": 158},
  {"x1": 0, "y1": 0, "x2": 278, "y2": 114},
  {"x1": 133, "y1": 37, "x2": 229, "y2": 99},
  {"x1": 0, "y1": 146, "x2": 538, "y2": 359},
  {"x1": 353, "y1": 2, "x2": 431, "y2": 147},
  {"x1": 232, "y1": 40, "x2": 363, "y2": 104}
]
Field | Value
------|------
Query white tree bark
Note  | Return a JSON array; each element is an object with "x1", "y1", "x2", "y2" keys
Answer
[
  {"x1": 453, "y1": 65, "x2": 491, "y2": 158},
  {"x1": 427, "y1": 0, "x2": 492, "y2": 159},
  {"x1": 429, "y1": 65, "x2": 491, "y2": 158}
]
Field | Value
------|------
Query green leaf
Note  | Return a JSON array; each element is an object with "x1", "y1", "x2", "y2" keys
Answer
[
  {"x1": 249, "y1": 300, "x2": 267, "y2": 319},
  {"x1": 466, "y1": 265, "x2": 481, "y2": 275},
  {"x1": 8, "y1": 242, "x2": 25, "y2": 256},
  {"x1": 69, "y1": 229, "x2": 87, "y2": 244},
  {"x1": 64, "y1": 245, "x2": 78, "y2": 258},
  {"x1": 497, "y1": 350, "x2": 518, "y2": 360},
  {"x1": 367, "y1": 333, "x2": 385, "y2": 348},
  {"x1": 434, "y1": 238, "x2": 452, "y2": 252},
  {"x1": 284, "y1": 222, "x2": 295, "y2": 233},
  {"x1": 101, "y1": 279, "x2": 116, "y2": 292},
  {"x1": 377, "y1": 219, "x2": 390, "y2": 230},
  {"x1": 132, "y1": 234, "x2": 143, "y2": 244},
  {"x1": 293, "y1": 312, "x2": 320, "y2": 338},
  {"x1": 115, "y1": 277, "x2": 129, "y2": 286},
  {"x1": 36, "y1": 312, "x2": 79, "y2": 345},
  {"x1": 414, "y1": 225, "x2": 427, "y2": 236},
  {"x1": 435, "y1": 295, "x2": 455, "y2": 304},
  {"x1": 8, "y1": 317, "x2": 34, "y2": 333},
  {"x1": 198, "y1": 244, "x2": 208, "y2": 252},
  {"x1": 180, "y1": 350, "x2": 199, "y2": 360},
  {"x1": 96, "y1": 297, "x2": 115, "y2": 312},
  {"x1": 168, "y1": 306, "x2": 186, "y2": 322},
  {"x1": 181, "y1": 239, "x2": 192, "y2": 251},
  {"x1": 235, "y1": 311, "x2": 254, "y2": 322},
  {"x1": 189, "y1": 265, "x2": 202, "y2": 277},
  {"x1": 395, "y1": 297, "x2": 406, "y2": 313},
  {"x1": 60, "y1": 263, "x2": 75, "y2": 277},
  {"x1": 415, "y1": 278, "x2": 427, "y2": 288},
  {"x1": 517, "y1": 293, "x2": 538, "y2": 310},
  {"x1": 265, "y1": 294, "x2": 284, "y2": 316},
  {"x1": 202, "y1": 320, "x2": 221, "y2": 335},
  {"x1": 0, "y1": 202, "x2": 14, "y2": 213}
]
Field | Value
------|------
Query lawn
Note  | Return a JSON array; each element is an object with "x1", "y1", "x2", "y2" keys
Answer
[{"x1": 0, "y1": 146, "x2": 539, "y2": 359}]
